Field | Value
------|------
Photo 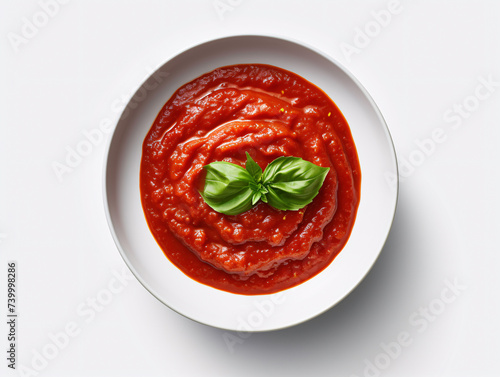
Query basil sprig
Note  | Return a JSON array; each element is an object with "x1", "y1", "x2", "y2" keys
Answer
[{"x1": 200, "y1": 152, "x2": 329, "y2": 215}]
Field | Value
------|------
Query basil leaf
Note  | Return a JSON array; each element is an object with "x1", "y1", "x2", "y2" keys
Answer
[
  {"x1": 200, "y1": 162, "x2": 254, "y2": 215},
  {"x1": 200, "y1": 154, "x2": 329, "y2": 215},
  {"x1": 201, "y1": 187, "x2": 254, "y2": 215},
  {"x1": 245, "y1": 152, "x2": 262, "y2": 182},
  {"x1": 249, "y1": 181, "x2": 268, "y2": 205},
  {"x1": 263, "y1": 157, "x2": 329, "y2": 211},
  {"x1": 251, "y1": 191, "x2": 262, "y2": 206}
]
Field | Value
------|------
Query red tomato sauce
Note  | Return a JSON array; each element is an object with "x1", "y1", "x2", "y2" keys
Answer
[{"x1": 140, "y1": 64, "x2": 361, "y2": 295}]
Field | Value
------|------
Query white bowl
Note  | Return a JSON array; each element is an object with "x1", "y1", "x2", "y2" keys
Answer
[{"x1": 103, "y1": 35, "x2": 398, "y2": 332}]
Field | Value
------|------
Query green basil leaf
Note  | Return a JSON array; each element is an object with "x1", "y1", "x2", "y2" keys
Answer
[
  {"x1": 245, "y1": 152, "x2": 262, "y2": 182},
  {"x1": 200, "y1": 162, "x2": 254, "y2": 215},
  {"x1": 249, "y1": 181, "x2": 268, "y2": 205},
  {"x1": 201, "y1": 187, "x2": 254, "y2": 215},
  {"x1": 260, "y1": 192, "x2": 268, "y2": 203},
  {"x1": 251, "y1": 191, "x2": 262, "y2": 206},
  {"x1": 200, "y1": 154, "x2": 329, "y2": 215},
  {"x1": 262, "y1": 157, "x2": 329, "y2": 211}
]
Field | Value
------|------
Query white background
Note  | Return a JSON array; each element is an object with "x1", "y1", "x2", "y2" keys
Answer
[{"x1": 1, "y1": 0, "x2": 499, "y2": 376}]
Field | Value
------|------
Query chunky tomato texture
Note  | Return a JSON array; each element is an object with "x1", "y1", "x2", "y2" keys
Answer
[{"x1": 140, "y1": 64, "x2": 361, "y2": 295}]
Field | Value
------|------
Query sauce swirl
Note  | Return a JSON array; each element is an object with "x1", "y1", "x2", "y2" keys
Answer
[{"x1": 140, "y1": 64, "x2": 361, "y2": 295}]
